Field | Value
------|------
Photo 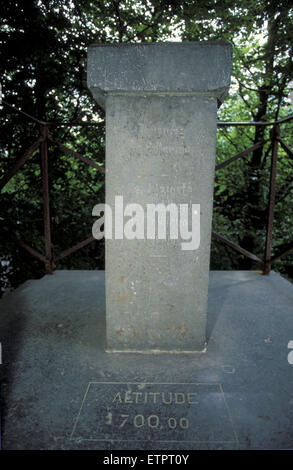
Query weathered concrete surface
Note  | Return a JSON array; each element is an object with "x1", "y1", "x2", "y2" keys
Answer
[
  {"x1": 87, "y1": 42, "x2": 233, "y2": 108},
  {"x1": 1, "y1": 270, "x2": 293, "y2": 450},
  {"x1": 88, "y1": 42, "x2": 232, "y2": 352},
  {"x1": 105, "y1": 94, "x2": 217, "y2": 352}
]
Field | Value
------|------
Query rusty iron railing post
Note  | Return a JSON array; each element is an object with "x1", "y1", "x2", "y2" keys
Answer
[
  {"x1": 40, "y1": 124, "x2": 53, "y2": 274},
  {"x1": 263, "y1": 124, "x2": 280, "y2": 275}
]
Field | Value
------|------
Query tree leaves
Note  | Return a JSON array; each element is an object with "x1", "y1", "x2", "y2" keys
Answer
[{"x1": 0, "y1": 0, "x2": 292, "y2": 293}]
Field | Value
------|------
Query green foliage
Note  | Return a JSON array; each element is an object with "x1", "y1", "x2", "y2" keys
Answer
[{"x1": 0, "y1": 0, "x2": 293, "y2": 295}]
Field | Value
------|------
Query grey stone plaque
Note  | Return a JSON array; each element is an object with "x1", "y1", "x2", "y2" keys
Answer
[{"x1": 71, "y1": 382, "x2": 237, "y2": 444}]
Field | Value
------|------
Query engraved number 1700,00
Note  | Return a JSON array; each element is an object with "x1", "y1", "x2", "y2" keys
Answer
[{"x1": 106, "y1": 413, "x2": 189, "y2": 430}]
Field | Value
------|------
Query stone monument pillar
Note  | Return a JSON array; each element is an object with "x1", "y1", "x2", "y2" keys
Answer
[{"x1": 88, "y1": 42, "x2": 232, "y2": 352}]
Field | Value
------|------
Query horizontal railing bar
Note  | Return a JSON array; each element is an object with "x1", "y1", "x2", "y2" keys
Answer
[
  {"x1": 277, "y1": 137, "x2": 293, "y2": 158},
  {"x1": 53, "y1": 236, "x2": 95, "y2": 262},
  {"x1": 275, "y1": 115, "x2": 293, "y2": 125},
  {"x1": 48, "y1": 136, "x2": 105, "y2": 174},
  {"x1": 46, "y1": 121, "x2": 105, "y2": 127},
  {"x1": 218, "y1": 121, "x2": 270, "y2": 127},
  {"x1": 215, "y1": 139, "x2": 269, "y2": 171},
  {"x1": 2, "y1": 99, "x2": 47, "y2": 125},
  {"x1": 218, "y1": 115, "x2": 293, "y2": 127},
  {"x1": 3, "y1": 99, "x2": 292, "y2": 128},
  {"x1": 212, "y1": 231, "x2": 263, "y2": 263},
  {"x1": 0, "y1": 136, "x2": 43, "y2": 191},
  {"x1": 2, "y1": 100, "x2": 104, "y2": 127}
]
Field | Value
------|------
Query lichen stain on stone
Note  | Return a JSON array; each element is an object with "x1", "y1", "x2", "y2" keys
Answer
[
  {"x1": 131, "y1": 326, "x2": 139, "y2": 337},
  {"x1": 127, "y1": 325, "x2": 141, "y2": 337},
  {"x1": 114, "y1": 292, "x2": 134, "y2": 302},
  {"x1": 166, "y1": 324, "x2": 188, "y2": 337}
]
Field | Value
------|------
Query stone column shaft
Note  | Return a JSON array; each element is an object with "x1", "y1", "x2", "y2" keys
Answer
[{"x1": 88, "y1": 42, "x2": 232, "y2": 352}]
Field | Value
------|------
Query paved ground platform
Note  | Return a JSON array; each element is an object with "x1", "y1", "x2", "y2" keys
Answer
[{"x1": 0, "y1": 270, "x2": 293, "y2": 450}]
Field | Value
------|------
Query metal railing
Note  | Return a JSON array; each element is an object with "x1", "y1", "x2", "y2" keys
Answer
[
  {"x1": 1, "y1": 99, "x2": 293, "y2": 276},
  {"x1": 215, "y1": 115, "x2": 293, "y2": 275},
  {"x1": 1, "y1": 100, "x2": 105, "y2": 274}
]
